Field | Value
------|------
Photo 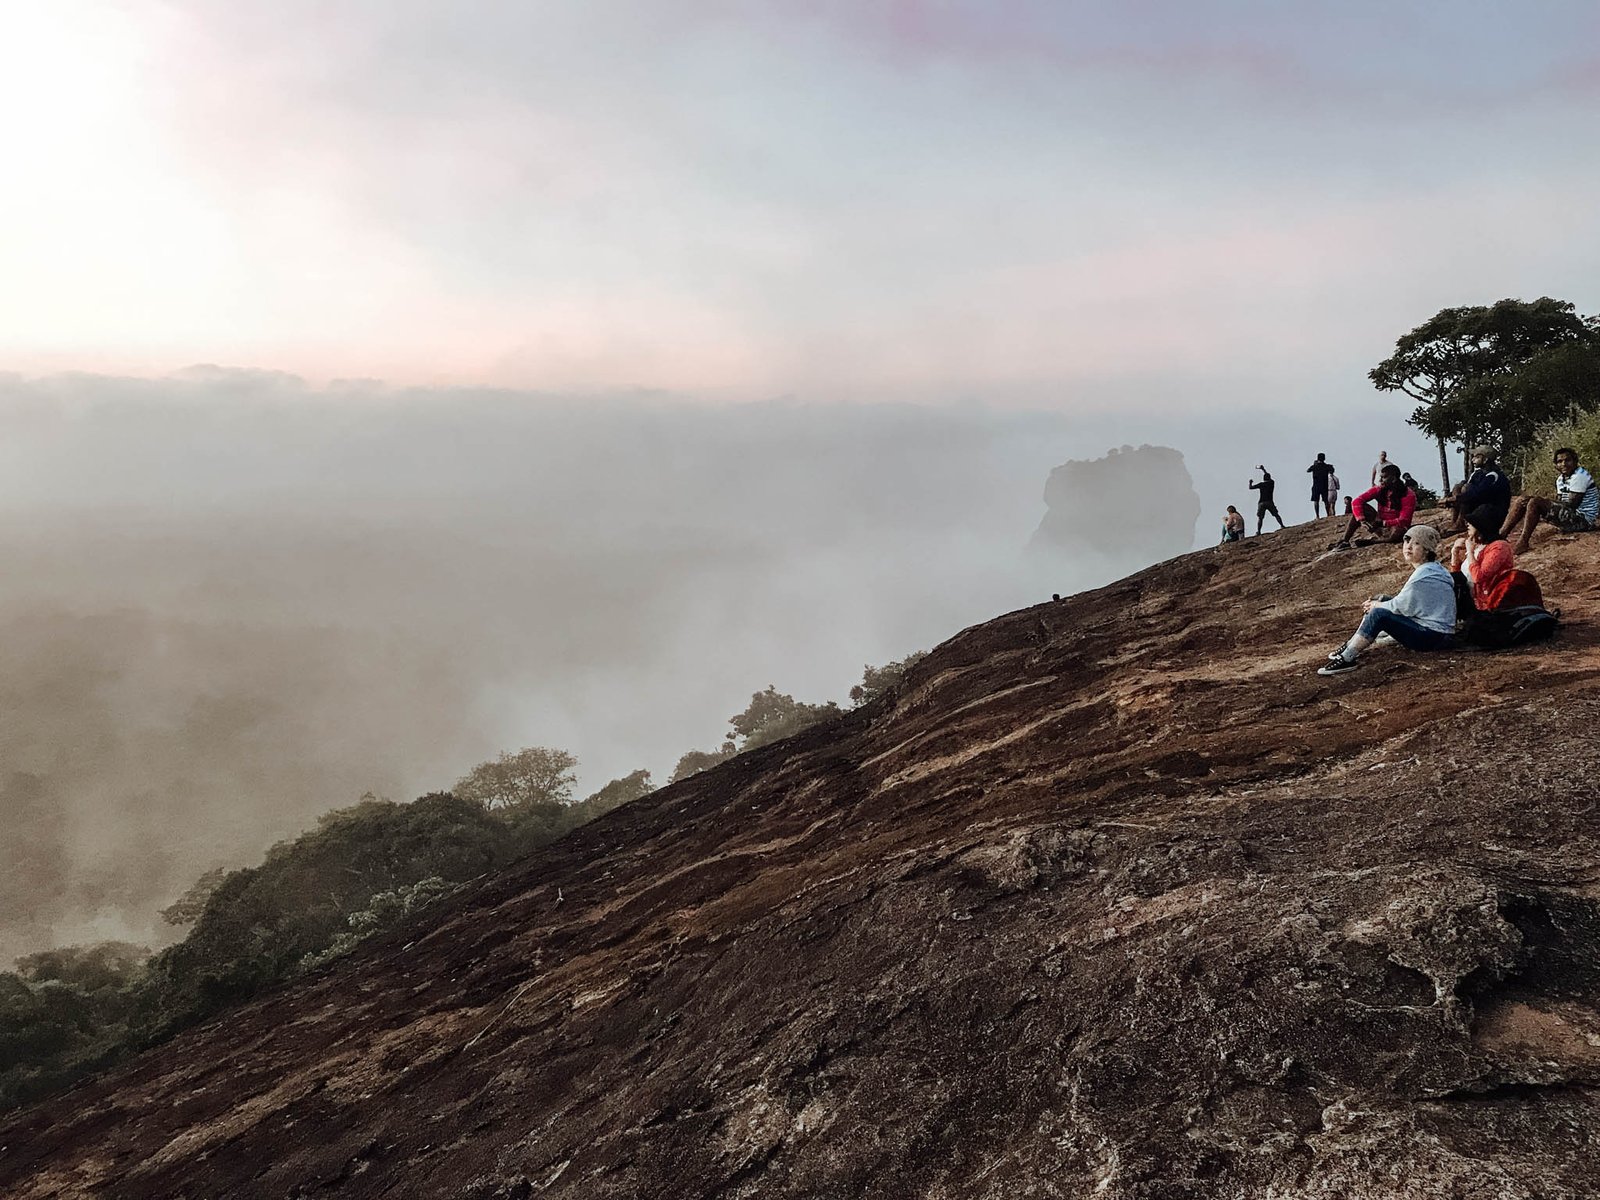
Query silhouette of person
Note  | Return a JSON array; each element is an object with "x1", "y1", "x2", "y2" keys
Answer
[
  {"x1": 1307, "y1": 454, "x2": 1336, "y2": 518},
  {"x1": 1249, "y1": 466, "x2": 1285, "y2": 534}
]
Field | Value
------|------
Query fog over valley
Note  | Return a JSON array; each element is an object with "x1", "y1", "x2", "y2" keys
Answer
[
  {"x1": 0, "y1": 368, "x2": 1445, "y2": 959},
  {"x1": 0, "y1": 374, "x2": 1037, "y2": 957}
]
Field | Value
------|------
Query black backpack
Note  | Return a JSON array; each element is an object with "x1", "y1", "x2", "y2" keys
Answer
[{"x1": 1463, "y1": 604, "x2": 1560, "y2": 649}]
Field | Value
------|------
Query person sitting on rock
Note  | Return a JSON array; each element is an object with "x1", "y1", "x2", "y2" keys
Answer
[
  {"x1": 1467, "y1": 539, "x2": 1544, "y2": 613},
  {"x1": 1320, "y1": 525, "x2": 1454, "y2": 674},
  {"x1": 1248, "y1": 466, "x2": 1285, "y2": 534},
  {"x1": 1331, "y1": 463, "x2": 1415, "y2": 549},
  {"x1": 1500, "y1": 446, "x2": 1599, "y2": 553},
  {"x1": 1444, "y1": 510, "x2": 1514, "y2": 620},
  {"x1": 1442, "y1": 444, "x2": 1511, "y2": 535},
  {"x1": 1220, "y1": 505, "x2": 1245, "y2": 543}
]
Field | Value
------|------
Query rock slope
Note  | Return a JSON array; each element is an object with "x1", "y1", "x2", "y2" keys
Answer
[{"x1": 4, "y1": 511, "x2": 1600, "y2": 1199}]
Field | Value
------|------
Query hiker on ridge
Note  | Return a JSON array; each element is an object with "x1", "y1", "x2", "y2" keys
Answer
[
  {"x1": 1327, "y1": 469, "x2": 1341, "y2": 517},
  {"x1": 1501, "y1": 446, "x2": 1599, "y2": 553},
  {"x1": 1248, "y1": 466, "x2": 1285, "y2": 534},
  {"x1": 1220, "y1": 505, "x2": 1245, "y2": 543},
  {"x1": 1319, "y1": 525, "x2": 1454, "y2": 675},
  {"x1": 1307, "y1": 454, "x2": 1337, "y2": 519},
  {"x1": 1331, "y1": 463, "x2": 1415, "y2": 550}
]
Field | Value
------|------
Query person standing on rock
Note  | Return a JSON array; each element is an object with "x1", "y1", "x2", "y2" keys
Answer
[
  {"x1": 1319, "y1": 525, "x2": 1455, "y2": 674},
  {"x1": 1371, "y1": 450, "x2": 1391, "y2": 487},
  {"x1": 1249, "y1": 466, "x2": 1285, "y2": 534},
  {"x1": 1307, "y1": 454, "x2": 1337, "y2": 518},
  {"x1": 1327, "y1": 469, "x2": 1341, "y2": 518},
  {"x1": 1220, "y1": 505, "x2": 1245, "y2": 543}
]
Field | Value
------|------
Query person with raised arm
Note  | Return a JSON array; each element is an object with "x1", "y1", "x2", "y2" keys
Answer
[{"x1": 1248, "y1": 465, "x2": 1285, "y2": 534}]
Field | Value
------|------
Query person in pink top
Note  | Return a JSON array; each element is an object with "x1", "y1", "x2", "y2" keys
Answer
[{"x1": 1331, "y1": 463, "x2": 1416, "y2": 550}]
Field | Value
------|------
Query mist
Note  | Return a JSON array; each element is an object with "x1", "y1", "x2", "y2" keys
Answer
[
  {"x1": 0, "y1": 367, "x2": 1446, "y2": 960},
  {"x1": 0, "y1": 372, "x2": 1064, "y2": 959}
]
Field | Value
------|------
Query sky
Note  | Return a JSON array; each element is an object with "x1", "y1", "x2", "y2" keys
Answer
[
  {"x1": 1, "y1": 1, "x2": 1596, "y2": 393},
  {"x1": 0, "y1": 2, "x2": 1596, "y2": 954}
]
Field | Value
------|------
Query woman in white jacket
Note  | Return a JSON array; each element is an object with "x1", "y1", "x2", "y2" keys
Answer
[{"x1": 1319, "y1": 524, "x2": 1455, "y2": 675}]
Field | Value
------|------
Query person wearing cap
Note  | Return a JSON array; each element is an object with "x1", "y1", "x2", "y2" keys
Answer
[
  {"x1": 1443, "y1": 444, "x2": 1511, "y2": 535},
  {"x1": 1330, "y1": 463, "x2": 1415, "y2": 549},
  {"x1": 1319, "y1": 524, "x2": 1455, "y2": 674},
  {"x1": 1500, "y1": 446, "x2": 1599, "y2": 553}
]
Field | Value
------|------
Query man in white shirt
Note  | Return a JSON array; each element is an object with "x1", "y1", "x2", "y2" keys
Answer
[
  {"x1": 1370, "y1": 450, "x2": 1390, "y2": 487},
  {"x1": 1502, "y1": 446, "x2": 1599, "y2": 552}
]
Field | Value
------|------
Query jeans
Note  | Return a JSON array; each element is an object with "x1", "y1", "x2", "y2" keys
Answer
[{"x1": 1357, "y1": 606, "x2": 1454, "y2": 650}]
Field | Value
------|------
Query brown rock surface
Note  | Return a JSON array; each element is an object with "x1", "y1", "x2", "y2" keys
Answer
[{"x1": 5, "y1": 512, "x2": 1600, "y2": 1199}]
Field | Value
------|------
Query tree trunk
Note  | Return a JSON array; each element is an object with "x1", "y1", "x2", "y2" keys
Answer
[{"x1": 1437, "y1": 436, "x2": 1451, "y2": 493}]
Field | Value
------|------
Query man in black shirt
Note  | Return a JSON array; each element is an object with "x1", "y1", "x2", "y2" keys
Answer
[
  {"x1": 1443, "y1": 444, "x2": 1512, "y2": 535},
  {"x1": 1249, "y1": 466, "x2": 1286, "y2": 534},
  {"x1": 1307, "y1": 453, "x2": 1336, "y2": 518}
]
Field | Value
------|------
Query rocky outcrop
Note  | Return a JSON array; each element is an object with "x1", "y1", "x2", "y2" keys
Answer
[
  {"x1": 1030, "y1": 444, "x2": 1203, "y2": 566},
  {"x1": 4, "y1": 513, "x2": 1600, "y2": 1198}
]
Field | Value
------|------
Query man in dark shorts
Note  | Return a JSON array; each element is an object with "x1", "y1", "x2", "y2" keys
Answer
[
  {"x1": 1249, "y1": 465, "x2": 1285, "y2": 534},
  {"x1": 1502, "y1": 446, "x2": 1599, "y2": 552},
  {"x1": 1306, "y1": 453, "x2": 1336, "y2": 518}
]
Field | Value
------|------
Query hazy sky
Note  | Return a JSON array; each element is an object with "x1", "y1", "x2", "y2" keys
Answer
[
  {"x1": 2, "y1": 1, "x2": 1595, "y2": 394},
  {"x1": 0, "y1": 3, "x2": 1594, "y2": 954}
]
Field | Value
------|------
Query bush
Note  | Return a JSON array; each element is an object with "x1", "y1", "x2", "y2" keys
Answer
[
  {"x1": 131, "y1": 793, "x2": 514, "y2": 1037},
  {"x1": 0, "y1": 942, "x2": 148, "y2": 1109},
  {"x1": 1518, "y1": 408, "x2": 1600, "y2": 498}
]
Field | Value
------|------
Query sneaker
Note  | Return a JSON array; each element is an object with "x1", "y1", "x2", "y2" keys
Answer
[
  {"x1": 1374, "y1": 632, "x2": 1398, "y2": 647},
  {"x1": 1326, "y1": 541, "x2": 1351, "y2": 552},
  {"x1": 1327, "y1": 648, "x2": 1347, "y2": 660},
  {"x1": 1318, "y1": 652, "x2": 1359, "y2": 676}
]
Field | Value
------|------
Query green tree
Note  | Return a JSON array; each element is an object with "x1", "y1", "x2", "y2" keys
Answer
[
  {"x1": 159, "y1": 866, "x2": 227, "y2": 927},
  {"x1": 133, "y1": 793, "x2": 513, "y2": 1035},
  {"x1": 1, "y1": 942, "x2": 148, "y2": 1109},
  {"x1": 669, "y1": 743, "x2": 736, "y2": 784},
  {"x1": 452, "y1": 747, "x2": 578, "y2": 815},
  {"x1": 849, "y1": 652, "x2": 927, "y2": 707},
  {"x1": 728, "y1": 686, "x2": 841, "y2": 752},
  {"x1": 574, "y1": 769, "x2": 653, "y2": 819},
  {"x1": 1370, "y1": 297, "x2": 1592, "y2": 490}
]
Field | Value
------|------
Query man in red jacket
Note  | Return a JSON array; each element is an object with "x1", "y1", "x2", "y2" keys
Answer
[{"x1": 1331, "y1": 463, "x2": 1416, "y2": 550}]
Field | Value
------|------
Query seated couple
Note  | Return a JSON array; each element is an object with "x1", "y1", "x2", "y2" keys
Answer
[
  {"x1": 1319, "y1": 521, "x2": 1546, "y2": 675},
  {"x1": 1329, "y1": 464, "x2": 1415, "y2": 550},
  {"x1": 1319, "y1": 525, "x2": 1451, "y2": 674}
]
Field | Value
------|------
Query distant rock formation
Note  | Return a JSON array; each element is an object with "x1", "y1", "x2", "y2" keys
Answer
[{"x1": 1030, "y1": 444, "x2": 1201, "y2": 564}]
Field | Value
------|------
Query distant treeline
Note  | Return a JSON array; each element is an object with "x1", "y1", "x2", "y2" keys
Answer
[{"x1": 0, "y1": 653, "x2": 923, "y2": 1110}]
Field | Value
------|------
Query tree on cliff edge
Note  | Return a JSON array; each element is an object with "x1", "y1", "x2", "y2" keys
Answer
[
  {"x1": 1370, "y1": 298, "x2": 1591, "y2": 491},
  {"x1": 453, "y1": 747, "x2": 578, "y2": 814}
]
